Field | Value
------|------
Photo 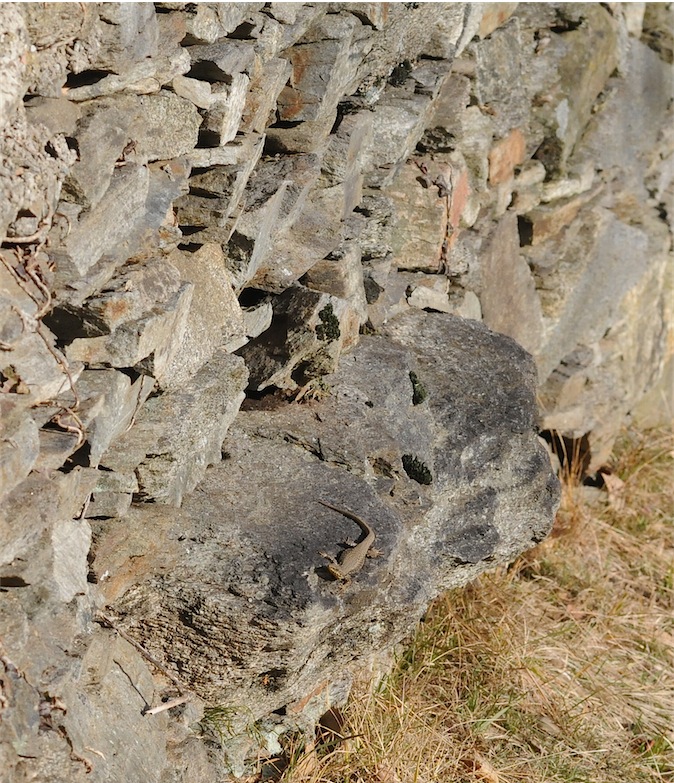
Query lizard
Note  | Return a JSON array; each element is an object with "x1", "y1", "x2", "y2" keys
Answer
[{"x1": 318, "y1": 500, "x2": 381, "y2": 583}]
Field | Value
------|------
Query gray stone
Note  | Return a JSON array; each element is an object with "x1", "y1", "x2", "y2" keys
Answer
[
  {"x1": 266, "y1": 2, "x2": 302, "y2": 25},
  {"x1": 540, "y1": 160, "x2": 595, "y2": 203},
  {"x1": 401, "y1": 272, "x2": 452, "y2": 314},
  {"x1": 275, "y1": 4, "x2": 328, "y2": 53},
  {"x1": 581, "y1": 38, "x2": 673, "y2": 181},
  {"x1": 30, "y1": 381, "x2": 123, "y2": 472},
  {"x1": 0, "y1": 325, "x2": 84, "y2": 411},
  {"x1": 134, "y1": 350, "x2": 248, "y2": 505},
  {"x1": 187, "y1": 41, "x2": 257, "y2": 82},
  {"x1": 0, "y1": 417, "x2": 39, "y2": 500},
  {"x1": 238, "y1": 285, "x2": 361, "y2": 391},
  {"x1": 249, "y1": 183, "x2": 345, "y2": 292},
  {"x1": 98, "y1": 351, "x2": 246, "y2": 487},
  {"x1": 177, "y1": 3, "x2": 263, "y2": 44},
  {"x1": 219, "y1": 154, "x2": 329, "y2": 292},
  {"x1": 364, "y1": 92, "x2": 438, "y2": 188},
  {"x1": 532, "y1": 207, "x2": 653, "y2": 382},
  {"x1": 248, "y1": 154, "x2": 323, "y2": 234},
  {"x1": 90, "y1": 3, "x2": 160, "y2": 74},
  {"x1": 95, "y1": 311, "x2": 557, "y2": 773},
  {"x1": 265, "y1": 115, "x2": 337, "y2": 155},
  {"x1": 346, "y1": 3, "x2": 468, "y2": 104},
  {"x1": 64, "y1": 47, "x2": 192, "y2": 102},
  {"x1": 537, "y1": 210, "x2": 672, "y2": 467},
  {"x1": 0, "y1": 109, "x2": 75, "y2": 246},
  {"x1": 471, "y1": 18, "x2": 528, "y2": 136},
  {"x1": 277, "y1": 15, "x2": 360, "y2": 124},
  {"x1": 23, "y1": 96, "x2": 81, "y2": 137},
  {"x1": 454, "y1": 289, "x2": 483, "y2": 321},
  {"x1": 133, "y1": 92, "x2": 202, "y2": 161},
  {"x1": 355, "y1": 193, "x2": 395, "y2": 262},
  {"x1": 0, "y1": 5, "x2": 671, "y2": 781},
  {"x1": 51, "y1": 163, "x2": 151, "y2": 285},
  {"x1": 180, "y1": 4, "x2": 232, "y2": 45},
  {"x1": 199, "y1": 74, "x2": 249, "y2": 147},
  {"x1": 73, "y1": 257, "x2": 184, "y2": 335},
  {"x1": 65, "y1": 92, "x2": 201, "y2": 166},
  {"x1": 320, "y1": 111, "x2": 373, "y2": 216},
  {"x1": 523, "y1": 4, "x2": 619, "y2": 174},
  {"x1": 52, "y1": 159, "x2": 189, "y2": 305},
  {"x1": 425, "y1": 3, "x2": 483, "y2": 59},
  {"x1": 642, "y1": 3, "x2": 674, "y2": 62},
  {"x1": 478, "y1": 214, "x2": 543, "y2": 357},
  {"x1": 66, "y1": 282, "x2": 193, "y2": 382},
  {"x1": 59, "y1": 633, "x2": 171, "y2": 782},
  {"x1": 241, "y1": 301, "x2": 273, "y2": 342},
  {"x1": 84, "y1": 470, "x2": 138, "y2": 519},
  {"x1": 172, "y1": 74, "x2": 213, "y2": 109},
  {"x1": 32, "y1": 427, "x2": 86, "y2": 473},
  {"x1": 52, "y1": 516, "x2": 92, "y2": 602},
  {"x1": 365, "y1": 267, "x2": 410, "y2": 329},
  {"x1": 631, "y1": 358, "x2": 674, "y2": 431},
  {"x1": 0, "y1": 466, "x2": 96, "y2": 568},
  {"x1": 333, "y1": 2, "x2": 389, "y2": 30},
  {"x1": 161, "y1": 244, "x2": 245, "y2": 389},
  {"x1": 384, "y1": 161, "x2": 448, "y2": 273},
  {"x1": 303, "y1": 241, "x2": 368, "y2": 334},
  {"x1": 0, "y1": 249, "x2": 44, "y2": 347},
  {"x1": 21, "y1": 3, "x2": 86, "y2": 95},
  {"x1": 176, "y1": 135, "x2": 264, "y2": 245},
  {"x1": 76, "y1": 369, "x2": 156, "y2": 467},
  {"x1": 0, "y1": 5, "x2": 28, "y2": 132},
  {"x1": 519, "y1": 187, "x2": 600, "y2": 246},
  {"x1": 240, "y1": 57, "x2": 292, "y2": 134},
  {"x1": 62, "y1": 103, "x2": 131, "y2": 209}
]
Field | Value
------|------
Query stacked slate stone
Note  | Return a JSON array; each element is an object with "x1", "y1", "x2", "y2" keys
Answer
[{"x1": 0, "y1": 3, "x2": 671, "y2": 780}]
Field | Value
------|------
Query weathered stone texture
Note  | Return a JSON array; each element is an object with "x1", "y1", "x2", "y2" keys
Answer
[
  {"x1": 478, "y1": 214, "x2": 544, "y2": 357},
  {"x1": 162, "y1": 244, "x2": 246, "y2": 386},
  {"x1": 0, "y1": 5, "x2": 28, "y2": 131},
  {"x1": 0, "y1": 2, "x2": 671, "y2": 780},
  {"x1": 98, "y1": 313, "x2": 558, "y2": 769}
]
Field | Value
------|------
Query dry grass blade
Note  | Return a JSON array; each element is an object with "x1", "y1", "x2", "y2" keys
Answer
[{"x1": 280, "y1": 427, "x2": 674, "y2": 783}]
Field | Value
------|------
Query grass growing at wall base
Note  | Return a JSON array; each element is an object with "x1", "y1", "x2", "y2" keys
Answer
[{"x1": 279, "y1": 427, "x2": 674, "y2": 783}]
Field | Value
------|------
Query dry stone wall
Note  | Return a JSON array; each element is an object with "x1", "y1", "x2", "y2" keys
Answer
[{"x1": 0, "y1": 3, "x2": 672, "y2": 780}]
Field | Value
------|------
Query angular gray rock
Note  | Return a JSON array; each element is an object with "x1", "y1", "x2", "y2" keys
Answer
[
  {"x1": 65, "y1": 257, "x2": 194, "y2": 384},
  {"x1": 187, "y1": 41, "x2": 257, "y2": 82},
  {"x1": 94, "y1": 310, "x2": 559, "y2": 773},
  {"x1": 133, "y1": 349, "x2": 248, "y2": 506},
  {"x1": 161, "y1": 244, "x2": 246, "y2": 389},
  {"x1": 478, "y1": 213, "x2": 543, "y2": 357},
  {"x1": 237, "y1": 284, "x2": 356, "y2": 391},
  {"x1": 51, "y1": 159, "x2": 189, "y2": 306},
  {"x1": 0, "y1": 5, "x2": 28, "y2": 131}
]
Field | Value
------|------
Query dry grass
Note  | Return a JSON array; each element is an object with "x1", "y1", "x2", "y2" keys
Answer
[{"x1": 282, "y1": 427, "x2": 674, "y2": 782}]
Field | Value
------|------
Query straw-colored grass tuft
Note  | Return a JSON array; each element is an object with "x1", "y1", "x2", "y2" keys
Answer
[{"x1": 279, "y1": 427, "x2": 674, "y2": 783}]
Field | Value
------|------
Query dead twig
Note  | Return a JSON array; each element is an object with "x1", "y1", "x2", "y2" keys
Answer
[
  {"x1": 144, "y1": 695, "x2": 191, "y2": 716},
  {"x1": 51, "y1": 407, "x2": 86, "y2": 449},
  {"x1": 0, "y1": 250, "x2": 50, "y2": 317},
  {"x1": 95, "y1": 612, "x2": 193, "y2": 697}
]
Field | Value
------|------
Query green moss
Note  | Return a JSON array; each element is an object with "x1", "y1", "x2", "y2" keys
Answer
[
  {"x1": 402, "y1": 454, "x2": 433, "y2": 485},
  {"x1": 409, "y1": 371, "x2": 427, "y2": 405},
  {"x1": 316, "y1": 303, "x2": 341, "y2": 342}
]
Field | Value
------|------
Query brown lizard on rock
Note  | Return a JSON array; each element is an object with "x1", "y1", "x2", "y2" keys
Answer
[{"x1": 318, "y1": 500, "x2": 381, "y2": 583}]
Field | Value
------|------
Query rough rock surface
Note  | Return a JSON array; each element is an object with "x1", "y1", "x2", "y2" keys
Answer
[
  {"x1": 0, "y1": 2, "x2": 672, "y2": 780},
  {"x1": 95, "y1": 311, "x2": 557, "y2": 773}
]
